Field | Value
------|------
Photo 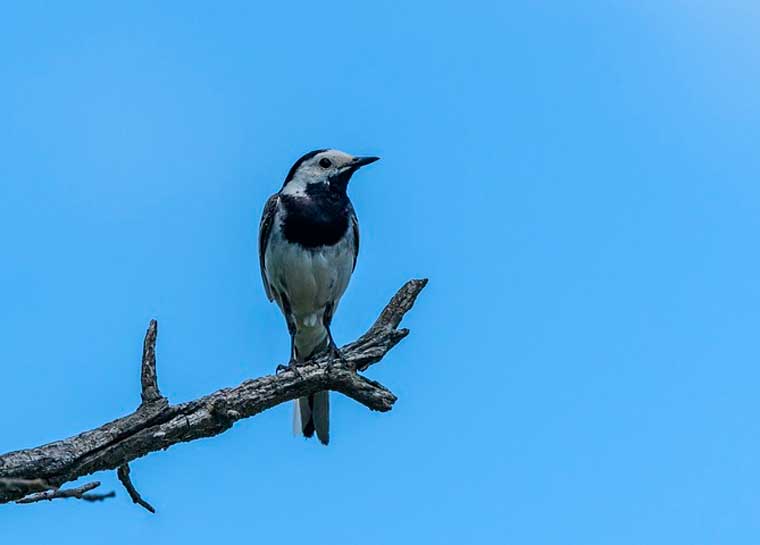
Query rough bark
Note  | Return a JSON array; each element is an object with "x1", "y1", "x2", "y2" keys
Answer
[{"x1": 0, "y1": 279, "x2": 427, "y2": 507}]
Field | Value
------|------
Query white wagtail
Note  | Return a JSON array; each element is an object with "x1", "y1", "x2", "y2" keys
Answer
[{"x1": 258, "y1": 149, "x2": 379, "y2": 445}]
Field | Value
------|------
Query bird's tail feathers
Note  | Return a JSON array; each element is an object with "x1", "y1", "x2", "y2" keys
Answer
[
  {"x1": 293, "y1": 392, "x2": 329, "y2": 445},
  {"x1": 292, "y1": 330, "x2": 330, "y2": 446}
]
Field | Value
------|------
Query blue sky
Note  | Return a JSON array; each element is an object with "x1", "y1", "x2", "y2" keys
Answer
[{"x1": 1, "y1": 1, "x2": 759, "y2": 543}]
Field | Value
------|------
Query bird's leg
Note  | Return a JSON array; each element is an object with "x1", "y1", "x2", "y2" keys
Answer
[
  {"x1": 323, "y1": 303, "x2": 353, "y2": 371},
  {"x1": 275, "y1": 297, "x2": 303, "y2": 378},
  {"x1": 326, "y1": 326, "x2": 350, "y2": 368},
  {"x1": 275, "y1": 333, "x2": 302, "y2": 377}
]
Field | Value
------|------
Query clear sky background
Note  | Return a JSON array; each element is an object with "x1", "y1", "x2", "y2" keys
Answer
[{"x1": 1, "y1": 1, "x2": 759, "y2": 543}]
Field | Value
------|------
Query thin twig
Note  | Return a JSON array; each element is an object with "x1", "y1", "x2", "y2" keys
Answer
[
  {"x1": 79, "y1": 490, "x2": 116, "y2": 502},
  {"x1": 15, "y1": 481, "x2": 114, "y2": 504},
  {"x1": 117, "y1": 464, "x2": 155, "y2": 513}
]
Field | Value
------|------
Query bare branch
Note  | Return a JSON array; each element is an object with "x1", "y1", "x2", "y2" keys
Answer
[
  {"x1": 0, "y1": 279, "x2": 427, "y2": 505},
  {"x1": 374, "y1": 278, "x2": 428, "y2": 331},
  {"x1": 15, "y1": 481, "x2": 114, "y2": 504},
  {"x1": 117, "y1": 464, "x2": 155, "y2": 513},
  {"x1": 140, "y1": 320, "x2": 162, "y2": 404}
]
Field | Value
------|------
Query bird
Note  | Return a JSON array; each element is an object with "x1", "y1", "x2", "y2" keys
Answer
[{"x1": 258, "y1": 149, "x2": 379, "y2": 445}]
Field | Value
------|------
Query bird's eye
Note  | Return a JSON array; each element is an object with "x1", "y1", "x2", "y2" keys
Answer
[{"x1": 319, "y1": 158, "x2": 332, "y2": 168}]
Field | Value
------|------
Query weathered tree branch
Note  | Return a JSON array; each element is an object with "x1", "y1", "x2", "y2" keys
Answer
[
  {"x1": 15, "y1": 481, "x2": 115, "y2": 504},
  {"x1": 0, "y1": 279, "x2": 427, "y2": 506}
]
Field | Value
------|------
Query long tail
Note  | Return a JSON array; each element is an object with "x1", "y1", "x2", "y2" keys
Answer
[
  {"x1": 292, "y1": 326, "x2": 330, "y2": 445},
  {"x1": 293, "y1": 391, "x2": 330, "y2": 445}
]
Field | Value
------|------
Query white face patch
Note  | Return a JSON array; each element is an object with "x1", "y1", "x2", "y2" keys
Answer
[{"x1": 281, "y1": 149, "x2": 355, "y2": 197}]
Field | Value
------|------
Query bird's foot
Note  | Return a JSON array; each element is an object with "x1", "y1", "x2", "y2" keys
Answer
[
  {"x1": 276, "y1": 359, "x2": 304, "y2": 379},
  {"x1": 327, "y1": 344, "x2": 354, "y2": 371}
]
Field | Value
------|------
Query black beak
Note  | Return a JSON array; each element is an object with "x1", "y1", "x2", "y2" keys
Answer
[
  {"x1": 331, "y1": 155, "x2": 380, "y2": 190},
  {"x1": 351, "y1": 156, "x2": 380, "y2": 169}
]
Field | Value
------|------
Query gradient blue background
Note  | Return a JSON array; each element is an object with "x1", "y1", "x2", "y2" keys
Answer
[{"x1": 2, "y1": 1, "x2": 759, "y2": 543}]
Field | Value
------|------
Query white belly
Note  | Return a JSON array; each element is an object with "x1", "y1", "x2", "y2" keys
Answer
[{"x1": 264, "y1": 226, "x2": 354, "y2": 329}]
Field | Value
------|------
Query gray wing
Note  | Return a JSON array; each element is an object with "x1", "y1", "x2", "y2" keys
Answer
[
  {"x1": 349, "y1": 205, "x2": 359, "y2": 272},
  {"x1": 258, "y1": 193, "x2": 279, "y2": 301}
]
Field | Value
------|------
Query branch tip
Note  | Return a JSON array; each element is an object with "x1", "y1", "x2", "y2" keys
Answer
[
  {"x1": 374, "y1": 278, "x2": 428, "y2": 331},
  {"x1": 117, "y1": 464, "x2": 156, "y2": 514},
  {"x1": 140, "y1": 319, "x2": 163, "y2": 404}
]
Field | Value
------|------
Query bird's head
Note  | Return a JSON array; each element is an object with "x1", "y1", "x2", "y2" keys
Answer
[{"x1": 281, "y1": 149, "x2": 379, "y2": 196}]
